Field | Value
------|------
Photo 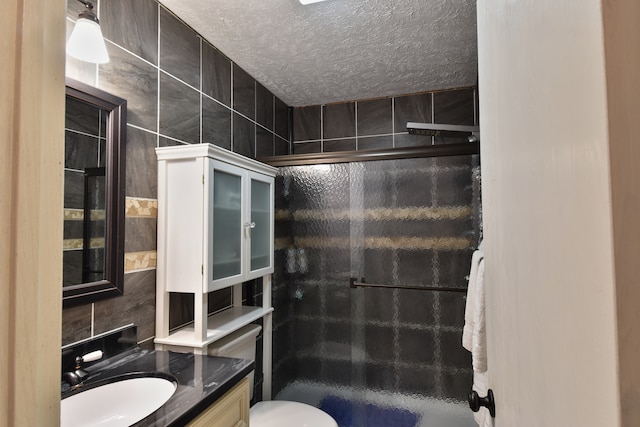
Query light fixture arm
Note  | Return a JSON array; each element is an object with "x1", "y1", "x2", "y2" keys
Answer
[
  {"x1": 76, "y1": 0, "x2": 99, "y2": 24},
  {"x1": 77, "y1": 0, "x2": 94, "y2": 11}
]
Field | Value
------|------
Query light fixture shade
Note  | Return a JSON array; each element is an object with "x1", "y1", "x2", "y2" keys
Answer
[
  {"x1": 299, "y1": 0, "x2": 329, "y2": 4},
  {"x1": 66, "y1": 18, "x2": 110, "y2": 64}
]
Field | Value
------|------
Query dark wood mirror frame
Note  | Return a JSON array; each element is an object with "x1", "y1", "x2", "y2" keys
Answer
[{"x1": 63, "y1": 78, "x2": 127, "y2": 308}]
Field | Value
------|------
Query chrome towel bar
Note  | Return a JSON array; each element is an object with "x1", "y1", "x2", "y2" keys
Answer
[{"x1": 350, "y1": 277, "x2": 467, "y2": 293}]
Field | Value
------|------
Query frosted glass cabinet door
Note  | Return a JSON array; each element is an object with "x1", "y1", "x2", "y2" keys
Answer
[
  {"x1": 212, "y1": 166, "x2": 243, "y2": 283},
  {"x1": 249, "y1": 173, "x2": 273, "y2": 274}
]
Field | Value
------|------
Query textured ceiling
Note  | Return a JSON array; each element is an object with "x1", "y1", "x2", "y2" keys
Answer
[{"x1": 158, "y1": 0, "x2": 478, "y2": 107}]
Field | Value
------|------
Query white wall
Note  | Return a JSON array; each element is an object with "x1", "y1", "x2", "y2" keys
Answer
[{"x1": 477, "y1": 0, "x2": 622, "y2": 425}]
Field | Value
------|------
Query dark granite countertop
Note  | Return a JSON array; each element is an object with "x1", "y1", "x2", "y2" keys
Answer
[{"x1": 61, "y1": 349, "x2": 254, "y2": 426}]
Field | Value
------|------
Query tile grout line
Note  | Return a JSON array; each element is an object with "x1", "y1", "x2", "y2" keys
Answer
[
  {"x1": 392, "y1": 96, "x2": 396, "y2": 148},
  {"x1": 254, "y1": 80, "x2": 257, "y2": 156},
  {"x1": 156, "y1": 3, "x2": 161, "y2": 147},
  {"x1": 431, "y1": 92, "x2": 435, "y2": 145},
  {"x1": 320, "y1": 105, "x2": 324, "y2": 153},
  {"x1": 199, "y1": 37, "x2": 203, "y2": 144},
  {"x1": 90, "y1": 303, "x2": 95, "y2": 337},
  {"x1": 230, "y1": 63, "x2": 234, "y2": 152}
]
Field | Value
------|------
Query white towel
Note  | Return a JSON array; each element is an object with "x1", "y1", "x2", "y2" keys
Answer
[
  {"x1": 463, "y1": 249, "x2": 485, "y2": 367},
  {"x1": 462, "y1": 250, "x2": 481, "y2": 350},
  {"x1": 471, "y1": 258, "x2": 487, "y2": 372},
  {"x1": 463, "y1": 248, "x2": 492, "y2": 426}
]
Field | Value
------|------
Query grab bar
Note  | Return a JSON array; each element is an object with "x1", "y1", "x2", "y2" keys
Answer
[{"x1": 350, "y1": 277, "x2": 467, "y2": 293}]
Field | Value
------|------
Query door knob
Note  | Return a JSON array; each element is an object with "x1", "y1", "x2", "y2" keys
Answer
[{"x1": 468, "y1": 389, "x2": 495, "y2": 418}]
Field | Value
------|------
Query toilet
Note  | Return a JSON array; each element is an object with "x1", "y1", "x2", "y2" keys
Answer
[{"x1": 209, "y1": 325, "x2": 338, "y2": 427}]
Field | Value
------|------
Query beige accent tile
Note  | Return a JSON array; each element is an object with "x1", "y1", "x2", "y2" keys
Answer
[
  {"x1": 63, "y1": 239, "x2": 83, "y2": 250},
  {"x1": 90, "y1": 237, "x2": 105, "y2": 248},
  {"x1": 364, "y1": 207, "x2": 472, "y2": 221},
  {"x1": 124, "y1": 251, "x2": 157, "y2": 272},
  {"x1": 90, "y1": 210, "x2": 106, "y2": 221},
  {"x1": 62, "y1": 237, "x2": 105, "y2": 250},
  {"x1": 287, "y1": 206, "x2": 472, "y2": 222},
  {"x1": 293, "y1": 236, "x2": 471, "y2": 251},
  {"x1": 274, "y1": 209, "x2": 291, "y2": 220},
  {"x1": 295, "y1": 237, "x2": 351, "y2": 249},
  {"x1": 64, "y1": 209, "x2": 84, "y2": 220},
  {"x1": 274, "y1": 237, "x2": 294, "y2": 250},
  {"x1": 362, "y1": 236, "x2": 471, "y2": 250},
  {"x1": 293, "y1": 210, "x2": 350, "y2": 221},
  {"x1": 64, "y1": 209, "x2": 106, "y2": 220},
  {"x1": 126, "y1": 197, "x2": 158, "y2": 218}
]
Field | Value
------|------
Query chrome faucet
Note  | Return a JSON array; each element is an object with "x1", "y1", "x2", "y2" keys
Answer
[{"x1": 62, "y1": 350, "x2": 103, "y2": 386}]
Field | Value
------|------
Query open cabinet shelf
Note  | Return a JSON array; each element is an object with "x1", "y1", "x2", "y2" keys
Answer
[{"x1": 155, "y1": 306, "x2": 274, "y2": 349}]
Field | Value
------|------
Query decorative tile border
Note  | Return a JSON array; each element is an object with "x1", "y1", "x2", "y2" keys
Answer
[
  {"x1": 64, "y1": 208, "x2": 84, "y2": 220},
  {"x1": 364, "y1": 207, "x2": 472, "y2": 221},
  {"x1": 124, "y1": 250, "x2": 157, "y2": 273},
  {"x1": 274, "y1": 209, "x2": 291, "y2": 221},
  {"x1": 125, "y1": 197, "x2": 158, "y2": 218},
  {"x1": 292, "y1": 236, "x2": 472, "y2": 251},
  {"x1": 274, "y1": 237, "x2": 294, "y2": 250},
  {"x1": 64, "y1": 209, "x2": 106, "y2": 221},
  {"x1": 63, "y1": 237, "x2": 105, "y2": 250},
  {"x1": 276, "y1": 206, "x2": 472, "y2": 222}
]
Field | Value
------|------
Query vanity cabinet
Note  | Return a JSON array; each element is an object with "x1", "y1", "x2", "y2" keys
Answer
[
  {"x1": 187, "y1": 378, "x2": 250, "y2": 427},
  {"x1": 154, "y1": 144, "x2": 276, "y2": 398}
]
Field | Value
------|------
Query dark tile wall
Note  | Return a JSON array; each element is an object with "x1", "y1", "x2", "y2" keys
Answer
[
  {"x1": 293, "y1": 88, "x2": 477, "y2": 153},
  {"x1": 273, "y1": 148, "x2": 481, "y2": 402},
  {"x1": 63, "y1": 0, "x2": 291, "y2": 347}
]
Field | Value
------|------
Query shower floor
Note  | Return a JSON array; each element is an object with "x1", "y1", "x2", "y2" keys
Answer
[{"x1": 275, "y1": 381, "x2": 476, "y2": 427}]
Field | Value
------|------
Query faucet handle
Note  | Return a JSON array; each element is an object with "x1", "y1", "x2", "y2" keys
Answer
[
  {"x1": 75, "y1": 350, "x2": 103, "y2": 368},
  {"x1": 81, "y1": 350, "x2": 103, "y2": 363}
]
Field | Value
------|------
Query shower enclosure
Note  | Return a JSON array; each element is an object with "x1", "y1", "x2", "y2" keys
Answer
[{"x1": 271, "y1": 153, "x2": 481, "y2": 427}]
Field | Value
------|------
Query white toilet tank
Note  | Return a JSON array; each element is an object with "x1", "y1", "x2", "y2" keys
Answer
[
  {"x1": 209, "y1": 324, "x2": 338, "y2": 427},
  {"x1": 208, "y1": 324, "x2": 262, "y2": 398}
]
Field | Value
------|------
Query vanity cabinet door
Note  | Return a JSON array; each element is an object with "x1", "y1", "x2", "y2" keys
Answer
[{"x1": 187, "y1": 378, "x2": 250, "y2": 427}]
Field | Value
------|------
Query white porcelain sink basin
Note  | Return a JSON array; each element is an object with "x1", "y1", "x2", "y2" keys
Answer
[{"x1": 61, "y1": 376, "x2": 177, "y2": 427}]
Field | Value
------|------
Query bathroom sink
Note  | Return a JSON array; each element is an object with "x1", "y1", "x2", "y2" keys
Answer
[{"x1": 61, "y1": 375, "x2": 177, "y2": 427}]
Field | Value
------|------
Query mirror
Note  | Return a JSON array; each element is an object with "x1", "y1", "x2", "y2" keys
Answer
[{"x1": 63, "y1": 78, "x2": 126, "y2": 307}]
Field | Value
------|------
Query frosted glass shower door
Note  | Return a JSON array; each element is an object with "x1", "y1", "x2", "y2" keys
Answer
[
  {"x1": 271, "y1": 157, "x2": 480, "y2": 426},
  {"x1": 210, "y1": 161, "x2": 244, "y2": 288}
]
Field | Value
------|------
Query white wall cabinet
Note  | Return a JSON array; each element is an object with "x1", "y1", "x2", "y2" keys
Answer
[
  {"x1": 154, "y1": 144, "x2": 276, "y2": 398},
  {"x1": 155, "y1": 144, "x2": 275, "y2": 295}
]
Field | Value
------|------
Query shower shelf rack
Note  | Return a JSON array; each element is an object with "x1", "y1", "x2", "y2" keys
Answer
[{"x1": 350, "y1": 277, "x2": 467, "y2": 293}]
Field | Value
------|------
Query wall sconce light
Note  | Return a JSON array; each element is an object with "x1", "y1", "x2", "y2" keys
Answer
[{"x1": 66, "y1": 0, "x2": 109, "y2": 64}]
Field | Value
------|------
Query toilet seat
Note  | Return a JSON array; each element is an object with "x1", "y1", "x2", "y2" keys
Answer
[{"x1": 250, "y1": 400, "x2": 338, "y2": 427}]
